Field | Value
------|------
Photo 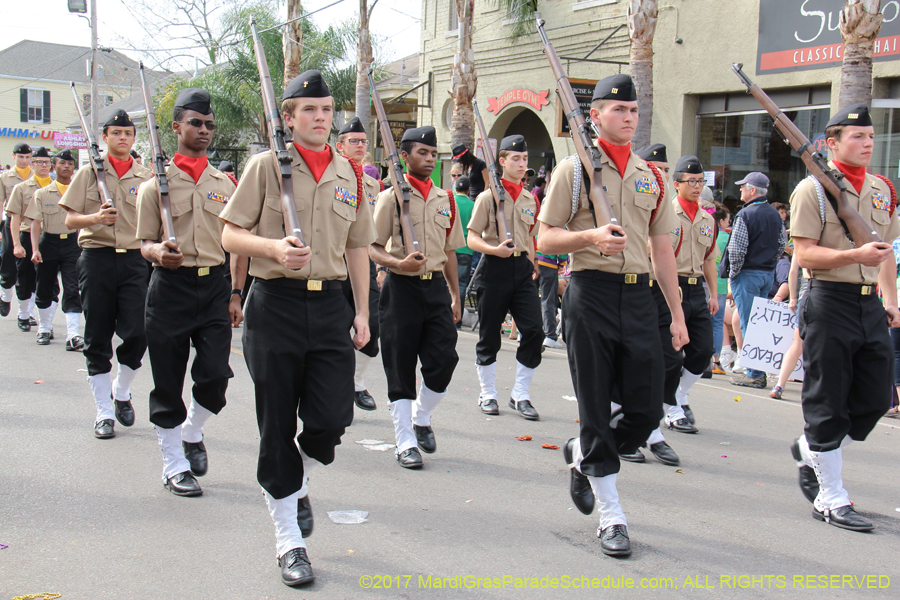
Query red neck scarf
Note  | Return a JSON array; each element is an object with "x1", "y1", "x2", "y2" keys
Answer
[
  {"x1": 173, "y1": 154, "x2": 208, "y2": 184},
  {"x1": 407, "y1": 173, "x2": 433, "y2": 199},
  {"x1": 501, "y1": 178, "x2": 523, "y2": 203},
  {"x1": 833, "y1": 160, "x2": 867, "y2": 195},
  {"x1": 597, "y1": 139, "x2": 631, "y2": 179},
  {"x1": 294, "y1": 143, "x2": 332, "y2": 183},
  {"x1": 107, "y1": 155, "x2": 133, "y2": 179},
  {"x1": 677, "y1": 196, "x2": 700, "y2": 222}
]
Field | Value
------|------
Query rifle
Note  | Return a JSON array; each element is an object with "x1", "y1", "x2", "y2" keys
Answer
[
  {"x1": 367, "y1": 67, "x2": 422, "y2": 260},
  {"x1": 70, "y1": 82, "x2": 114, "y2": 224},
  {"x1": 138, "y1": 63, "x2": 177, "y2": 247},
  {"x1": 535, "y1": 13, "x2": 622, "y2": 235},
  {"x1": 472, "y1": 99, "x2": 514, "y2": 249},
  {"x1": 250, "y1": 18, "x2": 304, "y2": 246},
  {"x1": 732, "y1": 62, "x2": 880, "y2": 245}
]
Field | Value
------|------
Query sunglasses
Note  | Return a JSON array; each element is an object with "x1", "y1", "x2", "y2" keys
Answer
[{"x1": 176, "y1": 118, "x2": 216, "y2": 130}]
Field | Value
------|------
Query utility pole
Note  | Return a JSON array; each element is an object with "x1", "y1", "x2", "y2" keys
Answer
[{"x1": 90, "y1": 0, "x2": 99, "y2": 140}]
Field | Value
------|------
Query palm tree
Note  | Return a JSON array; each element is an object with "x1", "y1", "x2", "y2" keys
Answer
[
  {"x1": 284, "y1": 0, "x2": 304, "y2": 83},
  {"x1": 450, "y1": 0, "x2": 477, "y2": 150},
  {"x1": 355, "y1": 1, "x2": 379, "y2": 136},
  {"x1": 838, "y1": 0, "x2": 884, "y2": 109},
  {"x1": 627, "y1": 0, "x2": 657, "y2": 149}
]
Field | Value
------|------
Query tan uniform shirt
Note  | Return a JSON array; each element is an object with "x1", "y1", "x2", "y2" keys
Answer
[
  {"x1": 220, "y1": 145, "x2": 376, "y2": 281},
  {"x1": 790, "y1": 164, "x2": 900, "y2": 285},
  {"x1": 1, "y1": 168, "x2": 30, "y2": 214},
  {"x1": 372, "y1": 177, "x2": 466, "y2": 276},
  {"x1": 136, "y1": 162, "x2": 235, "y2": 268},
  {"x1": 26, "y1": 181, "x2": 77, "y2": 236},
  {"x1": 7, "y1": 177, "x2": 47, "y2": 232},
  {"x1": 59, "y1": 161, "x2": 153, "y2": 249},
  {"x1": 362, "y1": 173, "x2": 381, "y2": 209},
  {"x1": 671, "y1": 199, "x2": 718, "y2": 277},
  {"x1": 538, "y1": 151, "x2": 676, "y2": 274},
  {"x1": 469, "y1": 185, "x2": 538, "y2": 254}
]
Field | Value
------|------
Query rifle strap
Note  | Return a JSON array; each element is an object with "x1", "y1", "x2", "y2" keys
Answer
[{"x1": 873, "y1": 174, "x2": 897, "y2": 218}]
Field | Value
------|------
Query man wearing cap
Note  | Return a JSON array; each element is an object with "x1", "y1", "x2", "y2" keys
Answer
[
  {"x1": 727, "y1": 171, "x2": 786, "y2": 389},
  {"x1": 221, "y1": 69, "x2": 374, "y2": 586},
  {"x1": 136, "y1": 87, "x2": 244, "y2": 498},
  {"x1": 452, "y1": 143, "x2": 488, "y2": 200},
  {"x1": 537, "y1": 74, "x2": 688, "y2": 557},
  {"x1": 61, "y1": 109, "x2": 152, "y2": 439},
  {"x1": 7, "y1": 146, "x2": 52, "y2": 332},
  {"x1": 788, "y1": 103, "x2": 899, "y2": 533},
  {"x1": 466, "y1": 134, "x2": 543, "y2": 420},
  {"x1": 335, "y1": 115, "x2": 382, "y2": 412},
  {"x1": 217, "y1": 160, "x2": 238, "y2": 187},
  {"x1": 0, "y1": 142, "x2": 32, "y2": 318},
  {"x1": 370, "y1": 125, "x2": 465, "y2": 469},
  {"x1": 27, "y1": 149, "x2": 83, "y2": 349}
]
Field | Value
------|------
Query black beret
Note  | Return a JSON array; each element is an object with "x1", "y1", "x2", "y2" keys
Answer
[
  {"x1": 500, "y1": 135, "x2": 527, "y2": 153},
  {"x1": 674, "y1": 155, "x2": 703, "y2": 175},
  {"x1": 592, "y1": 74, "x2": 637, "y2": 102},
  {"x1": 218, "y1": 160, "x2": 234, "y2": 172},
  {"x1": 283, "y1": 69, "x2": 331, "y2": 100},
  {"x1": 130, "y1": 149, "x2": 140, "y2": 159},
  {"x1": 401, "y1": 126, "x2": 437, "y2": 148},
  {"x1": 56, "y1": 149, "x2": 76, "y2": 162},
  {"x1": 103, "y1": 109, "x2": 134, "y2": 129},
  {"x1": 32, "y1": 146, "x2": 50, "y2": 159},
  {"x1": 12, "y1": 142, "x2": 32, "y2": 154},
  {"x1": 635, "y1": 143, "x2": 667, "y2": 164},
  {"x1": 338, "y1": 116, "x2": 366, "y2": 136},
  {"x1": 174, "y1": 88, "x2": 212, "y2": 115},
  {"x1": 826, "y1": 102, "x2": 872, "y2": 128}
]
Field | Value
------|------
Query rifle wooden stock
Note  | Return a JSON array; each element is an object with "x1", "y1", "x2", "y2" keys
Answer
[
  {"x1": 472, "y1": 99, "x2": 514, "y2": 248},
  {"x1": 367, "y1": 67, "x2": 422, "y2": 260},
  {"x1": 536, "y1": 13, "x2": 621, "y2": 234},
  {"x1": 732, "y1": 62, "x2": 880, "y2": 245},
  {"x1": 250, "y1": 19, "x2": 304, "y2": 246},
  {"x1": 70, "y1": 82, "x2": 115, "y2": 224},
  {"x1": 139, "y1": 64, "x2": 177, "y2": 246}
]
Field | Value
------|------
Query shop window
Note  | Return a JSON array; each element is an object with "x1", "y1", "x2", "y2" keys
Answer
[
  {"x1": 872, "y1": 105, "x2": 900, "y2": 195},
  {"x1": 21, "y1": 88, "x2": 50, "y2": 124}
]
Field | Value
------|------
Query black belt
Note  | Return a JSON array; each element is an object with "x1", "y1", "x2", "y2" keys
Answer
[
  {"x1": 572, "y1": 271, "x2": 649, "y2": 285},
  {"x1": 157, "y1": 264, "x2": 226, "y2": 277},
  {"x1": 809, "y1": 279, "x2": 876, "y2": 296},
  {"x1": 81, "y1": 247, "x2": 141, "y2": 255},
  {"x1": 41, "y1": 232, "x2": 77, "y2": 240},
  {"x1": 258, "y1": 277, "x2": 343, "y2": 291},
  {"x1": 392, "y1": 271, "x2": 445, "y2": 281},
  {"x1": 678, "y1": 275, "x2": 703, "y2": 286}
]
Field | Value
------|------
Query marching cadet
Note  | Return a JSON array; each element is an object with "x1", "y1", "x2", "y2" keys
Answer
[
  {"x1": 466, "y1": 134, "x2": 543, "y2": 420},
  {"x1": 136, "y1": 88, "x2": 245, "y2": 498},
  {"x1": 537, "y1": 74, "x2": 688, "y2": 557},
  {"x1": 27, "y1": 149, "x2": 83, "y2": 348},
  {"x1": 0, "y1": 142, "x2": 32, "y2": 318},
  {"x1": 789, "y1": 104, "x2": 899, "y2": 532},
  {"x1": 335, "y1": 116, "x2": 381, "y2": 411},
  {"x1": 61, "y1": 110, "x2": 152, "y2": 440},
  {"x1": 220, "y1": 70, "x2": 374, "y2": 587},
  {"x1": 661, "y1": 156, "x2": 718, "y2": 434},
  {"x1": 7, "y1": 146, "x2": 52, "y2": 332},
  {"x1": 370, "y1": 126, "x2": 464, "y2": 469}
]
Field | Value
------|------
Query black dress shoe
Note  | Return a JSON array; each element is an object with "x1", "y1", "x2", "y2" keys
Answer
[
  {"x1": 509, "y1": 398, "x2": 540, "y2": 420},
  {"x1": 164, "y1": 471, "x2": 202, "y2": 496},
  {"x1": 278, "y1": 547, "x2": 315, "y2": 586},
  {"x1": 66, "y1": 336, "x2": 85, "y2": 351},
  {"x1": 701, "y1": 367, "x2": 713, "y2": 379},
  {"x1": 564, "y1": 438, "x2": 595, "y2": 515},
  {"x1": 812, "y1": 504, "x2": 874, "y2": 532},
  {"x1": 36, "y1": 332, "x2": 50, "y2": 345},
  {"x1": 480, "y1": 398, "x2": 499, "y2": 415},
  {"x1": 354, "y1": 389, "x2": 376, "y2": 411},
  {"x1": 619, "y1": 449, "x2": 646, "y2": 463},
  {"x1": 648, "y1": 441, "x2": 680, "y2": 466},
  {"x1": 790, "y1": 438, "x2": 819, "y2": 504},
  {"x1": 183, "y1": 439, "x2": 208, "y2": 476},
  {"x1": 598, "y1": 524, "x2": 632, "y2": 557},
  {"x1": 28, "y1": 316, "x2": 37, "y2": 327},
  {"x1": 114, "y1": 398, "x2": 135, "y2": 427},
  {"x1": 296, "y1": 494, "x2": 314, "y2": 538},
  {"x1": 17, "y1": 318, "x2": 30, "y2": 332},
  {"x1": 414, "y1": 424, "x2": 436, "y2": 454},
  {"x1": 0, "y1": 299, "x2": 9, "y2": 317},
  {"x1": 397, "y1": 447, "x2": 423, "y2": 469},
  {"x1": 682, "y1": 405, "x2": 695, "y2": 425},
  {"x1": 94, "y1": 418, "x2": 115, "y2": 439},
  {"x1": 665, "y1": 417, "x2": 698, "y2": 434}
]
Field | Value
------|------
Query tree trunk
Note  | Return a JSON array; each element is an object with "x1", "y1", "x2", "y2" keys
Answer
[
  {"x1": 450, "y1": 0, "x2": 476, "y2": 152},
  {"x1": 838, "y1": 0, "x2": 883, "y2": 109},
  {"x1": 284, "y1": 0, "x2": 304, "y2": 84},
  {"x1": 356, "y1": 1, "x2": 374, "y2": 136},
  {"x1": 627, "y1": 0, "x2": 657, "y2": 150}
]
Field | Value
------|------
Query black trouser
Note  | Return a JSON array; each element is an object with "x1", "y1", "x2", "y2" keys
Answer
[
  {"x1": 799, "y1": 281, "x2": 893, "y2": 452},
  {"x1": 676, "y1": 278, "x2": 715, "y2": 376},
  {"x1": 475, "y1": 254, "x2": 543, "y2": 368},
  {"x1": 244, "y1": 279, "x2": 355, "y2": 499},
  {"x1": 379, "y1": 272, "x2": 459, "y2": 401},
  {"x1": 651, "y1": 283, "x2": 680, "y2": 407},
  {"x1": 562, "y1": 272, "x2": 663, "y2": 478},
  {"x1": 0, "y1": 218, "x2": 17, "y2": 291},
  {"x1": 14, "y1": 231, "x2": 35, "y2": 301},
  {"x1": 145, "y1": 265, "x2": 233, "y2": 429},
  {"x1": 35, "y1": 234, "x2": 82, "y2": 312},
  {"x1": 539, "y1": 264, "x2": 560, "y2": 340},
  {"x1": 456, "y1": 252, "x2": 473, "y2": 303},
  {"x1": 77, "y1": 248, "x2": 148, "y2": 376},
  {"x1": 341, "y1": 260, "x2": 380, "y2": 358}
]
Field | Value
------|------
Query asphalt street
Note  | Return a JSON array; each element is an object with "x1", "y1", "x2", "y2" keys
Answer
[{"x1": 1, "y1": 310, "x2": 899, "y2": 600}]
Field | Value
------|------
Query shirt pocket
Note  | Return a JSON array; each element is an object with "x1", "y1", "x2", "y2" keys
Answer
[
  {"x1": 41, "y1": 202, "x2": 64, "y2": 231},
  {"x1": 170, "y1": 199, "x2": 193, "y2": 237},
  {"x1": 204, "y1": 198, "x2": 226, "y2": 217},
  {"x1": 872, "y1": 208, "x2": 891, "y2": 227},
  {"x1": 630, "y1": 192, "x2": 655, "y2": 233}
]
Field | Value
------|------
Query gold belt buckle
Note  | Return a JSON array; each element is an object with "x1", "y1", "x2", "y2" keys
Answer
[
  {"x1": 115, "y1": 248, "x2": 126, "y2": 253},
  {"x1": 197, "y1": 267, "x2": 210, "y2": 276},
  {"x1": 59, "y1": 234, "x2": 67, "y2": 239},
  {"x1": 649, "y1": 279, "x2": 654, "y2": 287},
  {"x1": 688, "y1": 277, "x2": 698, "y2": 285},
  {"x1": 861, "y1": 285, "x2": 872, "y2": 296},
  {"x1": 420, "y1": 272, "x2": 433, "y2": 280},
  {"x1": 513, "y1": 251, "x2": 522, "y2": 257},
  {"x1": 307, "y1": 279, "x2": 323, "y2": 291},
  {"x1": 624, "y1": 274, "x2": 637, "y2": 284}
]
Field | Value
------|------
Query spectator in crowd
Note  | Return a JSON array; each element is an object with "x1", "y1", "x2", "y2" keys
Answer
[
  {"x1": 772, "y1": 202, "x2": 790, "y2": 231},
  {"x1": 453, "y1": 175, "x2": 475, "y2": 319},
  {"x1": 449, "y1": 162, "x2": 463, "y2": 187},
  {"x1": 770, "y1": 250, "x2": 806, "y2": 400},
  {"x1": 531, "y1": 176, "x2": 546, "y2": 202},
  {"x1": 451, "y1": 144, "x2": 488, "y2": 200},
  {"x1": 711, "y1": 202, "x2": 731, "y2": 374},
  {"x1": 769, "y1": 246, "x2": 792, "y2": 301},
  {"x1": 536, "y1": 245, "x2": 567, "y2": 349},
  {"x1": 362, "y1": 153, "x2": 381, "y2": 181}
]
